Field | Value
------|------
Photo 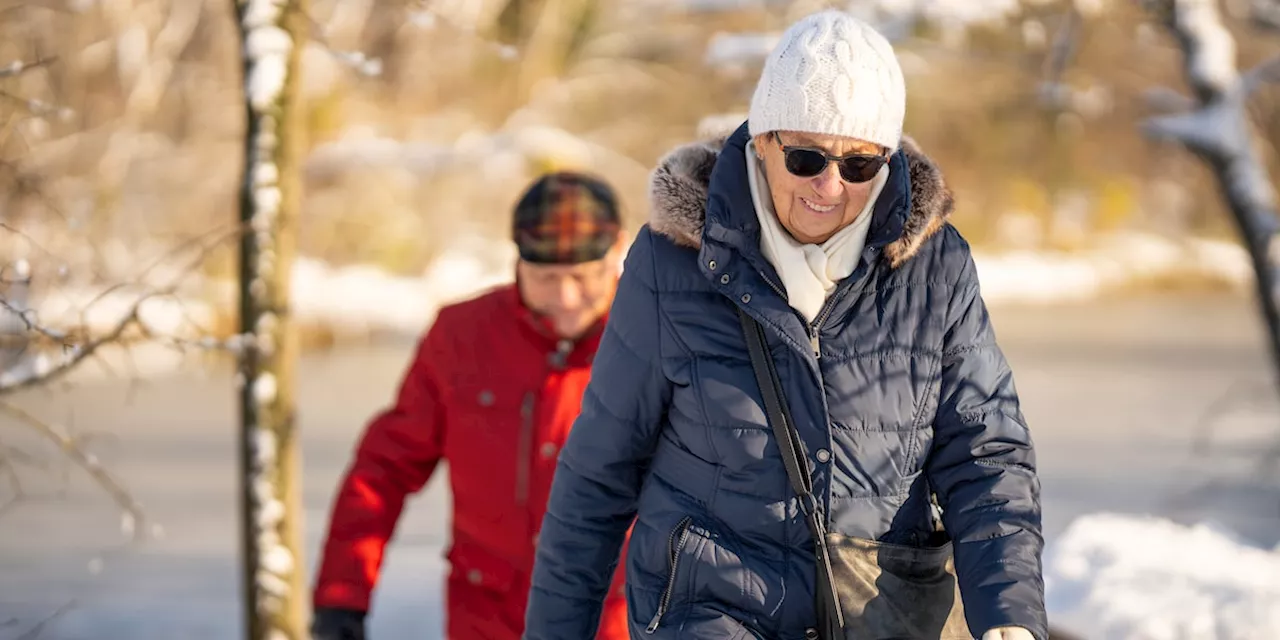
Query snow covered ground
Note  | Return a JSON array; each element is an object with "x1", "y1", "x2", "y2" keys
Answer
[
  {"x1": 15, "y1": 230, "x2": 1250, "y2": 359},
  {"x1": 1046, "y1": 513, "x2": 1280, "y2": 639},
  {"x1": 269, "y1": 231, "x2": 1260, "y2": 329}
]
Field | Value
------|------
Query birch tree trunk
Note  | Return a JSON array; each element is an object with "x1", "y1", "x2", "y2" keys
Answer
[{"x1": 233, "y1": 0, "x2": 307, "y2": 638}]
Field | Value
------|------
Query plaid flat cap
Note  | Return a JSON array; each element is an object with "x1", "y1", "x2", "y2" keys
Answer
[{"x1": 512, "y1": 171, "x2": 622, "y2": 264}]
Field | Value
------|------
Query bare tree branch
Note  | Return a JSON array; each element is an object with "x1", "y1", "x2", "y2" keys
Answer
[
  {"x1": 0, "y1": 286, "x2": 239, "y2": 394},
  {"x1": 0, "y1": 444, "x2": 32, "y2": 517},
  {"x1": 1144, "y1": 85, "x2": 1199, "y2": 112},
  {"x1": 0, "y1": 220, "x2": 245, "y2": 396},
  {"x1": 0, "y1": 303, "x2": 136, "y2": 395},
  {"x1": 0, "y1": 298, "x2": 68, "y2": 345},
  {"x1": 131, "y1": 221, "x2": 246, "y2": 289},
  {"x1": 1040, "y1": 8, "x2": 1082, "y2": 106},
  {"x1": 0, "y1": 90, "x2": 70, "y2": 120},
  {"x1": 1242, "y1": 53, "x2": 1280, "y2": 96},
  {"x1": 0, "y1": 402, "x2": 146, "y2": 540},
  {"x1": 13, "y1": 600, "x2": 76, "y2": 640},
  {"x1": 303, "y1": 10, "x2": 383, "y2": 77},
  {"x1": 0, "y1": 57, "x2": 56, "y2": 79},
  {"x1": 1144, "y1": 98, "x2": 1250, "y2": 154},
  {"x1": 0, "y1": 223, "x2": 59, "y2": 261},
  {"x1": 1250, "y1": 0, "x2": 1280, "y2": 30},
  {"x1": 94, "y1": 0, "x2": 203, "y2": 204},
  {"x1": 0, "y1": 2, "x2": 76, "y2": 17}
]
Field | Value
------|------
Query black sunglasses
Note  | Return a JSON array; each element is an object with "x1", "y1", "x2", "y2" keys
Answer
[{"x1": 773, "y1": 132, "x2": 888, "y2": 184}]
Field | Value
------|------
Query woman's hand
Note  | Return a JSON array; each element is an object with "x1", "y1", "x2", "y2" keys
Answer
[{"x1": 981, "y1": 626, "x2": 1035, "y2": 640}]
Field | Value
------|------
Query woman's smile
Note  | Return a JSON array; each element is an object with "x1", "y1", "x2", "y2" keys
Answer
[{"x1": 799, "y1": 196, "x2": 840, "y2": 214}]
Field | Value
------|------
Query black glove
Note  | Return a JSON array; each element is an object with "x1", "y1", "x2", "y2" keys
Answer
[{"x1": 311, "y1": 607, "x2": 367, "y2": 640}]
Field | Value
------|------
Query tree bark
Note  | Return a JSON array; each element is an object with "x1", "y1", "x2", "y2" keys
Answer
[
  {"x1": 1144, "y1": 0, "x2": 1280, "y2": 381},
  {"x1": 233, "y1": 0, "x2": 307, "y2": 638}
]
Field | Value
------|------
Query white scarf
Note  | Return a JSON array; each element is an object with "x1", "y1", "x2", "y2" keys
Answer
[{"x1": 745, "y1": 141, "x2": 889, "y2": 323}]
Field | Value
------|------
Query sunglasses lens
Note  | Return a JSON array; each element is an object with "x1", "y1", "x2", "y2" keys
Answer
[
  {"x1": 783, "y1": 149, "x2": 827, "y2": 178},
  {"x1": 838, "y1": 157, "x2": 885, "y2": 183},
  {"x1": 783, "y1": 145, "x2": 887, "y2": 183}
]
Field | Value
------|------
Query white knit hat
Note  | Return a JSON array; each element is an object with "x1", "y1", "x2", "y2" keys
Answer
[{"x1": 748, "y1": 10, "x2": 906, "y2": 151}]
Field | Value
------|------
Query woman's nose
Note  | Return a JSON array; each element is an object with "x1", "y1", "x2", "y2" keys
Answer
[{"x1": 810, "y1": 163, "x2": 844, "y2": 198}]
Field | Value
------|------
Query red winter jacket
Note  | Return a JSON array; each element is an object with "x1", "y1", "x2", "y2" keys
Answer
[{"x1": 313, "y1": 284, "x2": 629, "y2": 640}]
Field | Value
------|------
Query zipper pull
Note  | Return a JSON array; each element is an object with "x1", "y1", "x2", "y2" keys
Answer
[
  {"x1": 645, "y1": 611, "x2": 663, "y2": 634},
  {"x1": 810, "y1": 327, "x2": 821, "y2": 358}
]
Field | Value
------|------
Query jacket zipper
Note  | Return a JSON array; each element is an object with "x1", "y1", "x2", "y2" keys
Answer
[
  {"x1": 757, "y1": 269, "x2": 835, "y2": 359},
  {"x1": 756, "y1": 243, "x2": 871, "y2": 359},
  {"x1": 807, "y1": 286, "x2": 850, "y2": 359},
  {"x1": 645, "y1": 516, "x2": 693, "y2": 634},
  {"x1": 753, "y1": 257, "x2": 866, "y2": 524},
  {"x1": 515, "y1": 391, "x2": 535, "y2": 506}
]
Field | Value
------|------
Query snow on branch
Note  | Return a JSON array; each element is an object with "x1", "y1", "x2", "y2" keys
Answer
[
  {"x1": 0, "y1": 295, "x2": 70, "y2": 345},
  {"x1": 1142, "y1": 0, "x2": 1273, "y2": 178},
  {"x1": 1158, "y1": 0, "x2": 1239, "y2": 100},
  {"x1": 235, "y1": 0, "x2": 308, "y2": 634},
  {"x1": 0, "y1": 289, "x2": 158, "y2": 395},
  {"x1": 0, "y1": 54, "x2": 72, "y2": 121},
  {"x1": 0, "y1": 57, "x2": 56, "y2": 78},
  {"x1": 302, "y1": 10, "x2": 382, "y2": 77},
  {"x1": 0, "y1": 222, "x2": 246, "y2": 396},
  {"x1": 1141, "y1": 0, "x2": 1280, "y2": 380},
  {"x1": 0, "y1": 89, "x2": 73, "y2": 120}
]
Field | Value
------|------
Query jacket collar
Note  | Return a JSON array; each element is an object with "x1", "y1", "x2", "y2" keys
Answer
[
  {"x1": 647, "y1": 121, "x2": 954, "y2": 269},
  {"x1": 643, "y1": 122, "x2": 956, "y2": 363},
  {"x1": 506, "y1": 280, "x2": 609, "y2": 366}
]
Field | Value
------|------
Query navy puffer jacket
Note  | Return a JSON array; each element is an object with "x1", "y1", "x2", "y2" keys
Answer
[{"x1": 525, "y1": 123, "x2": 1046, "y2": 640}]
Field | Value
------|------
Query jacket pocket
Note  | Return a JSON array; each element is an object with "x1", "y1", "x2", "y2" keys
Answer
[
  {"x1": 444, "y1": 539, "x2": 522, "y2": 638},
  {"x1": 645, "y1": 515, "x2": 693, "y2": 634},
  {"x1": 446, "y1": 538, "x2": 517, "y2": 594},
  {"x1": 673, "y1": 604, "x2": 766, "y2": 640},
  {"x1": 824, "y1": 533, "x2": 970, "y2": 640}
]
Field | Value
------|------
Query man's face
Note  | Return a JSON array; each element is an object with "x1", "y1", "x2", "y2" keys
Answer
[{"x1": 516, "y1": 240, "x2": 622, "y2": 339}]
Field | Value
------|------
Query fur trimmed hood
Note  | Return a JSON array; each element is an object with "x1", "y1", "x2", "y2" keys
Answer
[{"x1": 647, "y1": 133, "x2": 954, "y2": 268}]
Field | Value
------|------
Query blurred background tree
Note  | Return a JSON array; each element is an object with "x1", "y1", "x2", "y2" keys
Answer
[
  {"x1": 1, "y1": 2, "x2": 1278, "y2": 638},
  {"x1": 4, "y1": 0, "x2": 1276, "y2": 284}
]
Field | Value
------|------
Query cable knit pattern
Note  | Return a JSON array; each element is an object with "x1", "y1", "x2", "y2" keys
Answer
[{"x1": 748, "y1": 9, "x2": 906, "y2": 150}]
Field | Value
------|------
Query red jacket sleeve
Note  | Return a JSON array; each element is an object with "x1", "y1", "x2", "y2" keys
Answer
[{"x1": 313, "y1": 329, "x2": 447, "y2": 612}]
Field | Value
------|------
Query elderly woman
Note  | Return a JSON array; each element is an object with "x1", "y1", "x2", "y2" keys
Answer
[{"x1": 524, "y1": 9, "x2": 1045, "y2": 640}]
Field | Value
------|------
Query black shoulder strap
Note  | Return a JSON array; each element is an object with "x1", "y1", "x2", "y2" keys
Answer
[
  {"x1": 737, "y1": 307, "x2": 816, "y2": 506},
  {"x1": 737, "y1": 307, "x2": 845, "y2": 633}
]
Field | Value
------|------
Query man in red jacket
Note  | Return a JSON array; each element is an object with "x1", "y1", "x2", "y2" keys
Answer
[{"x1": 311, "y1": 172, "x2": 631, "y2": 640}]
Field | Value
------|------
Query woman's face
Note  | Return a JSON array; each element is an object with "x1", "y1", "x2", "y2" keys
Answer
[{"x1": 757, "y1": 131, "x2": 884, "y2": 244}]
